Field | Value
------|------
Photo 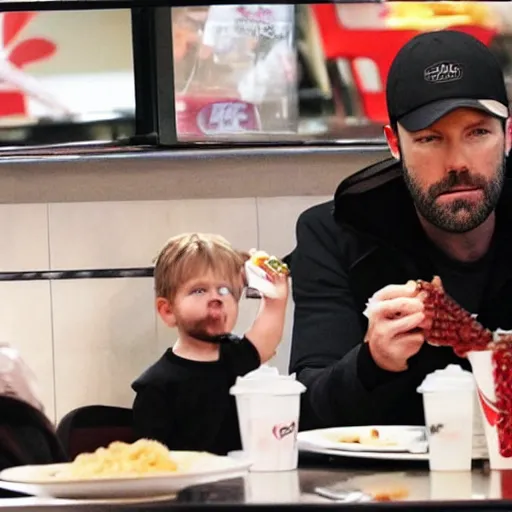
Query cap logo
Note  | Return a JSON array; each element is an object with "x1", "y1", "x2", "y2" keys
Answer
[{"x1": 424, "y1": 61, "x2": 463, "y2": 84}]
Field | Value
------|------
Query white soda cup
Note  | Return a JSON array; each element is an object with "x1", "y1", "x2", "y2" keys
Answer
[
  {"x1": 417, "y1": 364, "x2": 474, "y2": 471},
  {"x1": 467, "y1": 348, "x2": 512, "y2": 470},
  {"x1": 230, "y1": 365, "x2": 306, "y2": 472}
]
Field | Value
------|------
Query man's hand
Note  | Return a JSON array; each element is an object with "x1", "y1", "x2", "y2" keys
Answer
[{"x1": 364, "y1": 281, "x2": 430, "y2": 372}]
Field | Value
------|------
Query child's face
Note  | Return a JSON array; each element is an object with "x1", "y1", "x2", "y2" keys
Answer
[{"x1": 157, "y1": 269, "x2": 241, "y2": 340}]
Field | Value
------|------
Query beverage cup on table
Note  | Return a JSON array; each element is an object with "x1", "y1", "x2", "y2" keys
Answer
[
  {"x1": 467, "y1": 337, "x2": 512, "y2": 470},
  {"x1": 230, "y1": 365, "x2": 306, "y2": 472},
  {"x1": 417, "y1": 364, "x2": 474, "y2": 471}
]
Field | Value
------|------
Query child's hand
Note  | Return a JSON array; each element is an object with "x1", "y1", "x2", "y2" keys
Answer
[{"x1": 264, "y1": 272, "x2": 289, "y2": 304}]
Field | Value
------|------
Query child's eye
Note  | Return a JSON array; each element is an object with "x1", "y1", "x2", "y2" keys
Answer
[
  {"x1": 218, "y1": 286, "x2": 232, "y2": 297},
  {"x1": 191, "y1": 288, "x2": 206, "y2": 295}
]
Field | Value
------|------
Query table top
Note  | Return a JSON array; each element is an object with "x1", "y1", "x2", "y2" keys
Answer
[{"x1": 0, "y1": 453, "x2": 511, "y2": 511}]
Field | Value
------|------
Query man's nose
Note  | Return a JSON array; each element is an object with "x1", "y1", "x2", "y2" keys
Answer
[{"x1": 445, "y1": 143, "x2": 470, "y2": 173}]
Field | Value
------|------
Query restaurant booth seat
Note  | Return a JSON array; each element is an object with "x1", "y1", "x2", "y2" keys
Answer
[{"x1": 56, "y1": 405, "x2": 135, "y2": 460}]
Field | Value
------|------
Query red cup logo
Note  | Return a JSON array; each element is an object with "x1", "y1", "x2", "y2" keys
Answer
[{"x1": 477, "y1": 387, "x2": 499, "y2": 427}]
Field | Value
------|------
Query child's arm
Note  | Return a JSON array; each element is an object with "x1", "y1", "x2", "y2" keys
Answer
[{"x1": 244, "y1": 273, "x2": 289, "y2": 363}]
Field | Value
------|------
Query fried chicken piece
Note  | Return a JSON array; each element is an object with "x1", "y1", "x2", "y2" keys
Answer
[{"x1": 416, "y1": 276, "x2": 492, "y2": 357}]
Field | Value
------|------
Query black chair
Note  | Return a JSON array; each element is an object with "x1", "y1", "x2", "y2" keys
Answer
[{"x1": 56, "y1": 405, "x2": 135, "y2": 460}]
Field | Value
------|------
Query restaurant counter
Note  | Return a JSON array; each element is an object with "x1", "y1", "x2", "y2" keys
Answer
[{"x1": 1, "y1": 454, "x2": 511, "y2": 512}]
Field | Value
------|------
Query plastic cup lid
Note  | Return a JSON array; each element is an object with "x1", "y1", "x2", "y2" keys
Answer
[
  {"x1": 417, "y1": 364, "x2": 474, "y2": 394},
  {"x1": 230, "y1": 366, "x2": 306, "y2": 396}
]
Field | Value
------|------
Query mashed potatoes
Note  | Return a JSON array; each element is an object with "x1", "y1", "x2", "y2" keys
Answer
[{"x1": 56, "y1": 439, "x2": 178, "y2": 480}]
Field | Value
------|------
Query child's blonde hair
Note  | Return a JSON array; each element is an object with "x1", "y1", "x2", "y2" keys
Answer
[{"x1": 154, "y1": 233, "x2": 248, "y2": 300}]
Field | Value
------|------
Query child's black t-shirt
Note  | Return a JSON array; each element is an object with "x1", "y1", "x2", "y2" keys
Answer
[{"x1": 131, "y1": 337, "x2": 260, "y2": 455}]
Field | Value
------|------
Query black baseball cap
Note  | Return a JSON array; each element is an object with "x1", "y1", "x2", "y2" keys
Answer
[{"x1": 386, "y1": 30, "x2": 509, "y2": 132}]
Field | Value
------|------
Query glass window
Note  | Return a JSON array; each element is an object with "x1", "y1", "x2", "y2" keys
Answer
[
  {"x1": 1, "y1": 1, "x2": 511, "y2": 148},
  {"x1": 0, "y1": 9, "x2": 134, "y2": 147},
  {"x1": 171, "y1": 5, "x2": 299, "y2": 141}
]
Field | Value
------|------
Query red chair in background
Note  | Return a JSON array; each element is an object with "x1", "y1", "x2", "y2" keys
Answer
[{"x1": 311, "y1": 4, "x2": 498, "y2": 124}]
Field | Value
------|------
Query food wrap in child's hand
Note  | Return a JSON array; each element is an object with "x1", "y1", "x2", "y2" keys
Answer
[
  {"x1": 244, "y1": 250, "x2": 290, "y2": 299},
  {"x1": 0, "y1": 344, "x2": 44, "y2": 412}
]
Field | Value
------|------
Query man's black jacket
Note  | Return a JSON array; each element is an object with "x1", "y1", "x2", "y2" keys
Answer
[{"x1": 288, "y1": 156, "x2": 512, "y2": 429}]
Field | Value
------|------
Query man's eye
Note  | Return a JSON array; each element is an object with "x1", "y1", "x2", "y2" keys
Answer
[
  {"x1": 415, "y1": 135, "x2": 439, "y2": 144},
  {"x1": 470, "y1": 128, "x2": 490, "y2": 137}
]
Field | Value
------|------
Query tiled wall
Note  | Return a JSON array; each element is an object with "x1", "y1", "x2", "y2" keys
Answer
[{"x1": 1, "y1": 196, "x2": 330, "y2": 424}]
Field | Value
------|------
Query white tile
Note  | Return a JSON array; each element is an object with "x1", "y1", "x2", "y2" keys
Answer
[
  {"x1": 0, "y1": 204, "x2": 49, "y2": 271},
  {"x1": 164, "y1": 198, "x2": 258, "y2": 252},
  {"x1": 48, "y1": 201, "x2": 171, "y2": 270},
  {"x1": 52, "y1": 278, "x2": 157, "y2": 421},
  {"x1": 49, "y1": 198, "x2": 259, "y2": 272},
  {"x1": 257, "y1": 196, "x2": 331, "y2": 258},
  {"x1": 0, "y1": 282, "x2": 54, "y2": 421}
]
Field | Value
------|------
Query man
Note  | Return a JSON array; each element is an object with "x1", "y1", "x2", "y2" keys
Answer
[{"x1": 288, "y1": 30, "x2": 512, "y2": 429}]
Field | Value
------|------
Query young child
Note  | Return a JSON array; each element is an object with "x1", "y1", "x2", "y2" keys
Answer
[{"x1": 131, "y1": 233, "x2": 288, "y2": 455}]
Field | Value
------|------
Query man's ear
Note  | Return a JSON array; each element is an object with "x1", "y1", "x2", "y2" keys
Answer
[
  {"x1": 506, "y1": 117, "x2": 512, "y2": 155},
  {"x1": 384, "y1": 124, "x2": 400, "y2": 160},
  {"x1": 156, "y1": 297, "x2": 177, "y2": 328}
]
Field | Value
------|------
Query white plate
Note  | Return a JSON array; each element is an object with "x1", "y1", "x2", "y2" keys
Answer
[
  {"x1": 298, "y1": 426, "x2": 487, "y2": 461},
  {"x1": 0, "y1": 451, "x2": 251, "y2": 500},
  {"x1": 299, "y1": 442, "x2": 429, "y2": 461},
  {"x1": 298, "y1": 426, "x2": 425, "y2": 453}
]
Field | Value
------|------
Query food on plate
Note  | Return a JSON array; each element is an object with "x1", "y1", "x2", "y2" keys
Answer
[
  {"x1": 250, "y1": 250, "x2": 290, "y2": 278},
  {"x1": 53, "y1": 439, "x2": 178, "y2": 480},
  {"x1": 371, "y1": 486, "x2": 409, "y2": 502},
  {"x1": 416, "y1": 276, "x2": 492, "y2": 356},
  {"x1": 338, "y1": 428, "x2": 397, "y2": 447}
]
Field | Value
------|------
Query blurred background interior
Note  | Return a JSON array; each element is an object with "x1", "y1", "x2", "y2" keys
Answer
[{"x1": 0, "y1": 2, "x2": 511, "y2": 147}]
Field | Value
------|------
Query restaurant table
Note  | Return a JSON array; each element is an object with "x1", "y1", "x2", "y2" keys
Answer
[{"x1": 1, "y1": 453, "x2": 512, "y2": 511}]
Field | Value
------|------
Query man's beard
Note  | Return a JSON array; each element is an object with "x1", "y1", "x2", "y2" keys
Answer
[{"x1": 402, "y1": 157, "x2": 506, "y2": 234}]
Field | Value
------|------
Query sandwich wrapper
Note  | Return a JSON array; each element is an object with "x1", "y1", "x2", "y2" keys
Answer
[
  {"x1": 362, "y1": 296, "x2": 378, "y2": 318},
  {"x1": 244, "y1": 259, "x2": 285, "y2": 299}
]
